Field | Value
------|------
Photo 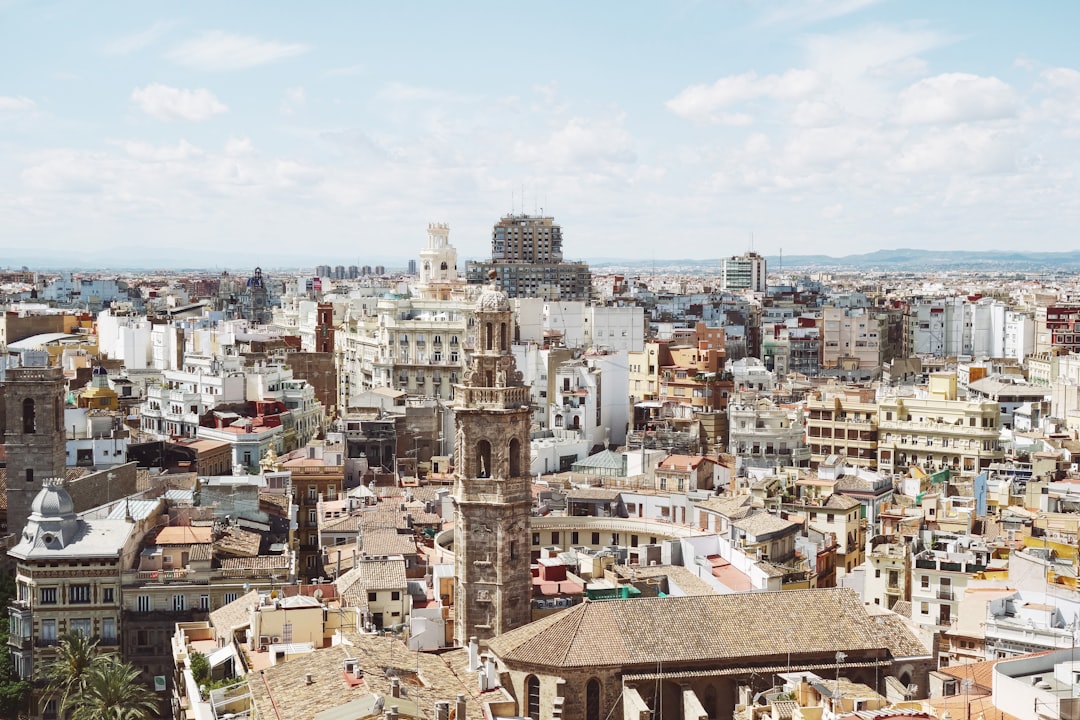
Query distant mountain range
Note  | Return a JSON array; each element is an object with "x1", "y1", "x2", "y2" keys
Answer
[
  {"x1": 589, "y1": 249, "x2": 1080, "y2": 272},
  {"x1": 4, "y1": 246, "x2": 1080, "y2": 273}
]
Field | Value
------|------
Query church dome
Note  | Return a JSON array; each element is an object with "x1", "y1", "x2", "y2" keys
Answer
[
  {"x1": 30, "y1": 481, "x2": 75, "y2": 518},
  {"x1": 477, "y1": 270, "x2": 510, "y2": 312}
]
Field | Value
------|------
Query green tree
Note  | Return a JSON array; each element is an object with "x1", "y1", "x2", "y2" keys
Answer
[
  {"x1": 44, "y1": 632, "x2": 105, "y2": 715},
  {"x1": 68, "y1": 658, "x2": 158, "y2": 720}
]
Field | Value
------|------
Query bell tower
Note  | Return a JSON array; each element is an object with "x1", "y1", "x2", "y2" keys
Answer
[
  {"x1": 452, "y1": 271, "x2": 532, "y2": 645},
  {"x1": 2, "y1": 351, "x2": 66, "y2": 537}
]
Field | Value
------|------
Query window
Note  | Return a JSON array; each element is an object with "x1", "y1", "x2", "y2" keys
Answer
[
  {"x1": 532, "y1": 533, "x2": 540, "y2": 546},
  {"x1": 41, "y1": 619, "x2": 57, "y2": 644},
  {"x1": 920, "y1": 602, "x2": 929, "y2": 614},
  {"x1": 40, "y1": 587, "x2": 57, "y2": 605},
  {"x1": 70, "y1": 585, "x2": 91, "y2": 604},
  {"x1": 22, "y1": 398, "x2": 35, "y2": 434},
  {"x1": 282, "y1": 623, "x2": 293, "y2": 643},
  {"x1": 102, "y1": 618, "x2": 116, "y2": 644},
  {"x1": 571, "y1": 532, "x2": 579, "y2": 545},
  {"x1": 391, "y1": 591, "x2": 400, "y2": 601},
  {"x1": 200, "y1": 595, "x2": 210, "y2": 611},
  {"x1": 921, "y1": 575, "x2": 929, "y2": 589},
  {"x1": 137, "y1": 595, "x2": 152, "y2": 612},
  {"x1": 308, "y1": 486, "x2": 318, "y2": 502},
  {"x1": 102, "y1": 587, "x2": 115, "y2": 604},
  {"x1": 173, "y1": 594, "x2": 186, "y2": 612},
  {"x1": 223, "y1": 592, "x2": 238, "y2": 605},
  {"x1": 551, "y1": 532, "x2": 560, "y2": 546},
  {"x1": 70, "y1": 618, "x2": 92, "y2": 638},
  {"x1": 591, "y1": 532, "x2": 600, "y2": 545},
  {"x1": 308, "y1": 509, "x2": 317, "y2": 524}
]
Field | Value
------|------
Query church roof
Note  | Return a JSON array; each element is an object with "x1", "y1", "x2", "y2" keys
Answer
[{"x1": 486, "y1": 588, "x2": 927, "y2": 670}]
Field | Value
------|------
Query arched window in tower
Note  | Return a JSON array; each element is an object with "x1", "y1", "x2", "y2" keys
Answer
[
  {"x1": 509, "y1": 438, "x2": 521, "y2": 477},
  {"x1": 500, "y1": 322, "x2": 507, "y2": 351},
  {"x1": 22, "y1": 398, "x2": 35, "y2": 434},
  {"x1": 440, "y1": 261, "x2": 448, "y2": 271},
  {"x1": 55, "y1": 395, "x2": 61, "y2": 431},
  {"x1": 476, "y1": 440, "x2": 492, "y2": 478},
  {"x1": 525, "y1": 675, "x2": 540, "y2": 720},
  {"x1": 486, "y1": 322, "x2": 493, "y2": 351},
  {"x1": 586, "y1": 679, "x2": 601, "y2": 720}
]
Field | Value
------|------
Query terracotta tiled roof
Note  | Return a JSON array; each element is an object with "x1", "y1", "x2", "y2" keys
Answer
[
  {"x1": 487, "y1": 588, "x2": 928, "y2": 670},
  {"x1": 360, "y1": 528, "x2": 416, "y2": 557},
  {"x1": 208, "y1": 589, "x2": 259, "y2": 642}
]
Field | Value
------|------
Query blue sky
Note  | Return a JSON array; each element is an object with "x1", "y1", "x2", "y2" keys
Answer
[{"x1": 3, "y1": 1, "x2": 1080, "y2": 265}]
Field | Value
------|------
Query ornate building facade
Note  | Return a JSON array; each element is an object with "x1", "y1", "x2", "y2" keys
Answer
[{"x1": 452, "y1": 273, "x2": 533, "y2": 645}]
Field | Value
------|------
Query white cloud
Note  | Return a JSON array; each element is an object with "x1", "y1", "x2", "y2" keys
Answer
[
  {"x1": 897, "y1": 73, "x2": 1018, "y2": 125},
  {"x1": 119, "y1": 139, "x2": 203, "y2": 162},
  {"x1": 0, "y1": 96, "x2": 36, "y2": 112},
  {"x1": 131, "y1": 83, "x2": 228, "y2": 121},
  {"x1": 168, "y1": 31, "x2": 307, "y2": 71},
  {"x1": 791, "y1": 99, "x2": 843, "y2": 127},
  {"x1": 280, "y1": 86, "x2": 306, "y2": 115},
  {"x1": 891, "y1": 123, "x2": 1021, "y2": 174},
  {"x1": 224, "y1": 136, "x2": 255, "y2": 157},
  {"x1": 104, "y1": 21, "x2": 173, "y2": 55},
  {"x1": 666, "y1": 69, "x2": 823, "y2": 123},
  {"x1": 514, "y1": 115, "x2": 637, "y2": 171}
]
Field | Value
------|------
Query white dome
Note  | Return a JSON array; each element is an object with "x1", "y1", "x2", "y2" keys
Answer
[{"x1": 30, "y1": 481, "x2": 75, "y2": 518}]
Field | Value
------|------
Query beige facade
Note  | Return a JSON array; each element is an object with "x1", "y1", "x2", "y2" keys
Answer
[
  {"x1": 821, "y1": 306, "x2": 885, "y2": 371},
  {"x1": 805, "y1": 387, "x2": 879, "y2": 468},
  {"x1": 877, "y1": 379, "x2": 1003, "y2": 479}
]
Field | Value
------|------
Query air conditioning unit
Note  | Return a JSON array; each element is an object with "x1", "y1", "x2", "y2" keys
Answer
[{"x1": 271, "y1": 636, "x2": 281, "y2": 644}]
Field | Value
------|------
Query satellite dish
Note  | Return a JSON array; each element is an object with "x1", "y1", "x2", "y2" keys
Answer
[{"x1": 313, "y1": 588, "x2": 324, "y2": 600}]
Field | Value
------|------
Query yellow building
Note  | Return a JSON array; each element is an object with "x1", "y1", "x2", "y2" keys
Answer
[
  {"x1": 877, "y1": 373, "x2": 1003, "y2": 478},
  {"x1": 78, "y1": 366, "x2": 119, "y2": 410}
]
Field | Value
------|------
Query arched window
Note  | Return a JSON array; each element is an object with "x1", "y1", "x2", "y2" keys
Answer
[
  {"x1": 486, "y1": 322, "x2": 493, "y2": 351},
  {"x1": 526, "y1": 675, "x2": 540, "y2": 720},
  {"x1": 500, "y1": 322, "x2": 507, "y2": 351},
  {"x1": 509, "y1": 438, "x2": 521, "y2": 477},
  {"x1": 440, "y1": 261, "x2": 448, "y2": 271},
  {"x1": 22, "y1": 398, "x2": 35, "y2": 434},
  {"x1": 476, "y1": 440, "x2": 492, "y2": 478},
  {"x1": 586, "y1": 679, "x2": 601, "y2": 720},
  {"x1": 554, "y1": 414, "x2": 563, "y2": 428}
]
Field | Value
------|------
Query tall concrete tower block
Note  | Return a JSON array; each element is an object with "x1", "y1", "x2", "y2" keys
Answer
[
  {"x1": 452, "y1": 272, "x2": 533, "y2": 645},
  {"x1": 2, "y1": 355, "x2": 66, "y2": 537}
]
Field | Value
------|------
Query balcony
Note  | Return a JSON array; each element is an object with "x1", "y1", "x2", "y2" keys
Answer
[{"x1": 937, "y1": 588, "x2": 954, "y2": 601}]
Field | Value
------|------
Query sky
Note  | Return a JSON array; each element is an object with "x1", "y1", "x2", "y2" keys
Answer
[{"x1": 2, "y1": 1, "x2": 1080, "y2": 267}]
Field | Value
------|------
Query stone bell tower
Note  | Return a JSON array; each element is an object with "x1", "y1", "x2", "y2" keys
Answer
[{"x1": 452, "y1": 271, "x2": 532, "y2": 646}]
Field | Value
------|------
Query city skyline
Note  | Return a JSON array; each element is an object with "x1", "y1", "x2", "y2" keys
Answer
[{"x1": 3, "y1": 2, "x2": 1079, "y2": 262}]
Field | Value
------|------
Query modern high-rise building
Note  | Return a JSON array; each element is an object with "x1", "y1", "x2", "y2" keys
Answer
[
  {"x1": 466, "y1": 213, "x2": 591, "y2": 301},
  {"x1": 407, "y1": 259, "x2": 418, "y2": 275},
  {"x1": 720, "y1": 251, "x2": 767, "y2": 293}
]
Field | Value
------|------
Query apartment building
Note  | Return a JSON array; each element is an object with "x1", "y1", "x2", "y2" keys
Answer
[
  {"x1": 877, "y1": 374, "x2": 1003, "y2": 479},
  {"x1": 821, "y1": 306, "x2": 885, "y2": 371},
  {"x1": 805, "y1": 386, "x2": 879, "y2": 468},
  {"x1": 7, "y1": 482, "x2": 150, "y2": 717},
  {"x1": 728, "y1": 398, "x2": 810, "y2": 469},
  {"x1": 466, "y1": 213, "x2": 591, "y2": 301},
  {"x1": 720, "y1": 251, "x2": 767, "y2": 293}
]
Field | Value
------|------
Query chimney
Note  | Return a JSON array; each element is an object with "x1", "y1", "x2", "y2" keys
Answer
[
  {"x1": 456, "y1": 694, "x2": 467, "y2": 720},
  {"x1": 467, "y1": 636, "x2": 480, "y2": 672},
  {"x1": 387, "y1": 707, "x2": 399, "y2": 720},
  {"x1": 434, "y1": 701, "x2": 450, "y2": 720},
  {"x1": 391, "y1": 677, "x2": 401, "y2": 698},
  {"x1": 305, "y1": 673, "x2": 314, "y2": 685}
]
